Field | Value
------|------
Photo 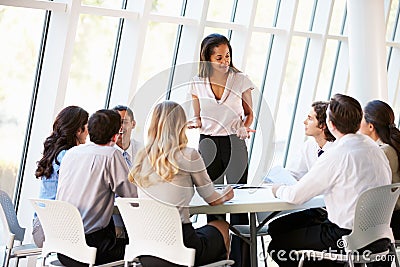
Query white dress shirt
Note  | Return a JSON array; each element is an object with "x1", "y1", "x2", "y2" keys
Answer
[
  {"x1": 57, "y1": 143, "x2": 137, "y2": 234},
  {"x1": 276, "y1": 134, "x2": 391, "y2": 230},
  {"x1": 288, "y1": 138, "x2": 336, "y2": 180},
  {"x1": 114, "y1": 138, "x2": 143, "y2": 167}
]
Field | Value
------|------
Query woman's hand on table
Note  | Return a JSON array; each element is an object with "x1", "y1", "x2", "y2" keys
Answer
[
  {"x1": 221, "y1": 185, "x2": 234, "y2": 202},
  {"x1": 208, "y1": 185, "x2": 234, "y2": 206}
]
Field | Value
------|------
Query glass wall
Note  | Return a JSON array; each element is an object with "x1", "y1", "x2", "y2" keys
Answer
[{"x1": 0, "y1": 6, "x2": 45, "y2": 197}]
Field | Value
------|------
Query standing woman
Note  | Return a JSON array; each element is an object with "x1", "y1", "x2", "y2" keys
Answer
[
  {"x1": 130, "y1": 101, "x2": 233, "y2": 267},
  {"x1": 359, "y1": 100, "x2": 400, "y2": 238},
  {"x1": 32, "y1": 106, "x2": 89, "y2": 247},
  {"x1": 188, "y1": 33, "x2": 255, "y2": 266}
]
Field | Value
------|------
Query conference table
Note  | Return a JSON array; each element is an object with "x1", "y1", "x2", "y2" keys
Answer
[{"x1": 189, "y1": 184, "x2": 325, "y2": 267}]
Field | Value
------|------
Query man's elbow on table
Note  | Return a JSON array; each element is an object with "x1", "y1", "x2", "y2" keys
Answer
[{"x1": 274, "y1": 185, "x2": 307, "y2": 205}]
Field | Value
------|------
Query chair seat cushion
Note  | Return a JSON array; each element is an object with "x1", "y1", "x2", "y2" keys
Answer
[
  {"x1": 12, "y1": 244, "x2": 42, "y2": 256},
  {"x1": 49, "y1": 259, "x2": 64, "y2": 266},
  {"x1": 49, "y1": 259, "x2": 127, "y2": 267},
  {"x1": 96, "y1": 259, "x2": 125, "y2": 267},
  {"x1": 231, "y1": 225, "x2": 268, "y2": 237}
]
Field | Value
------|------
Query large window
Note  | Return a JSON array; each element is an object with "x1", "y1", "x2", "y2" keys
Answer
[
  {"x1": 0, "y1": 6, "x2": 45, "y2": 197},
  {"x1": 64, "y1": 14, "x2": 121, "y2": 114}
]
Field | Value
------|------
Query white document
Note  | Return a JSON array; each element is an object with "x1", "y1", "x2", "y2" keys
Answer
[{"x1": 264, "y1": 166, "x2": 297, "y2": 185}]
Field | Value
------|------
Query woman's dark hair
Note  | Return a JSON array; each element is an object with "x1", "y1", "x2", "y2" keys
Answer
[
  {"x1": 35, "y1": 106, "x2": 89, "y2": 178},
  {"x1": 198, "y1": 33, "x2": 239, "y2": 77},
  {"x1": 364, "y1": 100, "x2": 400, "y2": 167},
  {"x1": 328, "y1": 94, "x2": 362, "y2": 134},
  {"x1": 312, "y1": 101, "x2": 335, "y2": 142},
  {"x1": 88, "y1": 109, "x2": 121, "y2": 145}
]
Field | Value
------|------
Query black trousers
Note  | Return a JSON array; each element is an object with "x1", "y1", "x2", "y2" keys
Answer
[
  {"x1": 267, "y1": 208, "x2": 391, "y2": 267},
  {"x1": 199, "y1": 134, "x2": 250, "y2": 267},
  {"x1": 391, "y1": 209, "x2": 400, "y2": 240},
  {"x1": 58, "y1": 219, "x2": 127, "y2": 266}
]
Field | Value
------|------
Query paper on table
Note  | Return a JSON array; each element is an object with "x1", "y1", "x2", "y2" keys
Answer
[{"x1": 264, "y1": 166, "x2": 297, "y2": 185}]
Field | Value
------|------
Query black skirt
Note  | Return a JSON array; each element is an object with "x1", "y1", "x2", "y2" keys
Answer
[{"x1": 139, "y1": 223, "x2": 227, "y2": 267}]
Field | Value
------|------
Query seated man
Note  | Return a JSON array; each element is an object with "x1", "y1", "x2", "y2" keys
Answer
[
  {"x1": 268, "y1": 94, "x2": 391, "y2": 267},
  {"x1": 57, "y1": 109, "x2": 137, "y2": 266},
  {"x1": 288, "y1": 101, "x2": 336, "y2": 180},
  {"x1": 112, "y1": 105, "x2": 143, "y2": 238},
  {"x1": 112, "y1": 105, "x2": 143, "y2": 167},
  {"x1": 264, "y1": 101, "x2": 336, "y2": 220},
  {"x1": 265, "y1": 101, "x2": 335, "y2": 185}
]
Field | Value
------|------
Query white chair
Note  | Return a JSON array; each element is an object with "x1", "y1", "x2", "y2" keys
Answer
[
  {"x1": 116, "y1": 198, "x2": 234, "y2": 267},
  {"x1": 0, "y1": 190, "x2": 41, "y2": 267},
  {"x1": 296, "y1": 184, "x2": 400, "y2": 267},
  {"x1": 30, "y1": 199, "x2": 126, "y2": 267}
]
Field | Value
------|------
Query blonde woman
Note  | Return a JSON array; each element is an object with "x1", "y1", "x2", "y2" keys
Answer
[{"x1": 129, "y1": 101, "x2": 233, "y2": 266}]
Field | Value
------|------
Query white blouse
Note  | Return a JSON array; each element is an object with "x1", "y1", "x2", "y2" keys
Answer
[{"x1": 190, "y1": 71, "x2": 255, "y2": 136}]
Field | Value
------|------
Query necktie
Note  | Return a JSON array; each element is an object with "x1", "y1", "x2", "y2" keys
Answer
[
  {"x1": 122, "y1": 151, "x2": 132, "y2": 168},
  {"x1": 317, "y1": 149, "x2": 324, "y2": 157}
]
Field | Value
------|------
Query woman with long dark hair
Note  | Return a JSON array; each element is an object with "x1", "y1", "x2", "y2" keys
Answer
[
  {"x1": 32, "y1": 105, "x2": 89, "y2": 247},
  {"x1": 359, "y1": 100, "x2": 400, "y2": 238}
]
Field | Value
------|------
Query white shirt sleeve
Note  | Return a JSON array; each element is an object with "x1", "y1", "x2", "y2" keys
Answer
[
  {"x1": 240, "y1": 73, "x2": 255, "y2": 93},
  {"x1": 277, "y1": 153, "x2": 336, "y2": 205}
]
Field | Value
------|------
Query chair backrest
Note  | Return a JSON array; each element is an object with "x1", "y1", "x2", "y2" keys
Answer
[
  {"x1": 116, "y1": 198, "x2": 196, "y2": 266},
  {"x1": 0, "y1": 190, "x2": 25, "y2": 247},
  {"x1": 343, "y1": 183, "x2": 400, "y2": 251},
  {"x1": 30, "y1": 199, "x2": 97, "y2": 265}
]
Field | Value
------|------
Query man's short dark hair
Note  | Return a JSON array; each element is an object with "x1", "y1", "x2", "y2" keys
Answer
[
  {"x1": 328, "y1": 94, "x2": 362, "y2": 134},
  {"x1": 113, "y1": 105, "x2": 134, "y2": 121},
  {"x1": 312, "y1": 101, "x2": 335, "y2": 142},
  {"x1": 88, "y1": 109, "x2": 121, "y2": 145}
]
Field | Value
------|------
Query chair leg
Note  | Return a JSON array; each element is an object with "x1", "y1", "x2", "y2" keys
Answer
[
  {"x1": 347, "y1": 253, "x2": 355, "y2": 267},
  {"x1": 260, "y1": 236, "x2": 267, "y2": 267},
  {"x1": 298, "y1": 254, "x2": 305, "y2": 267},
  {"x1": 41, "y1": 256, "x2": 46, "y2": 267},
  {"x1": 390, "y1": 242, "x2": 400, "y2": 267},
  {"x1": 4, "y1": 248, "x2": 11, "y2": 267}
]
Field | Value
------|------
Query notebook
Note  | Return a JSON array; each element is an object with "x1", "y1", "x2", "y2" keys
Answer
[{"x1": 263, "y1": 165, "x2": 297, "y2": 185}]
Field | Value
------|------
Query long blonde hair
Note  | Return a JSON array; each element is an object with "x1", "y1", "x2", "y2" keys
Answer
[{"x1": 129, "y1": 101, "x2": 188, "y2": 187}]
